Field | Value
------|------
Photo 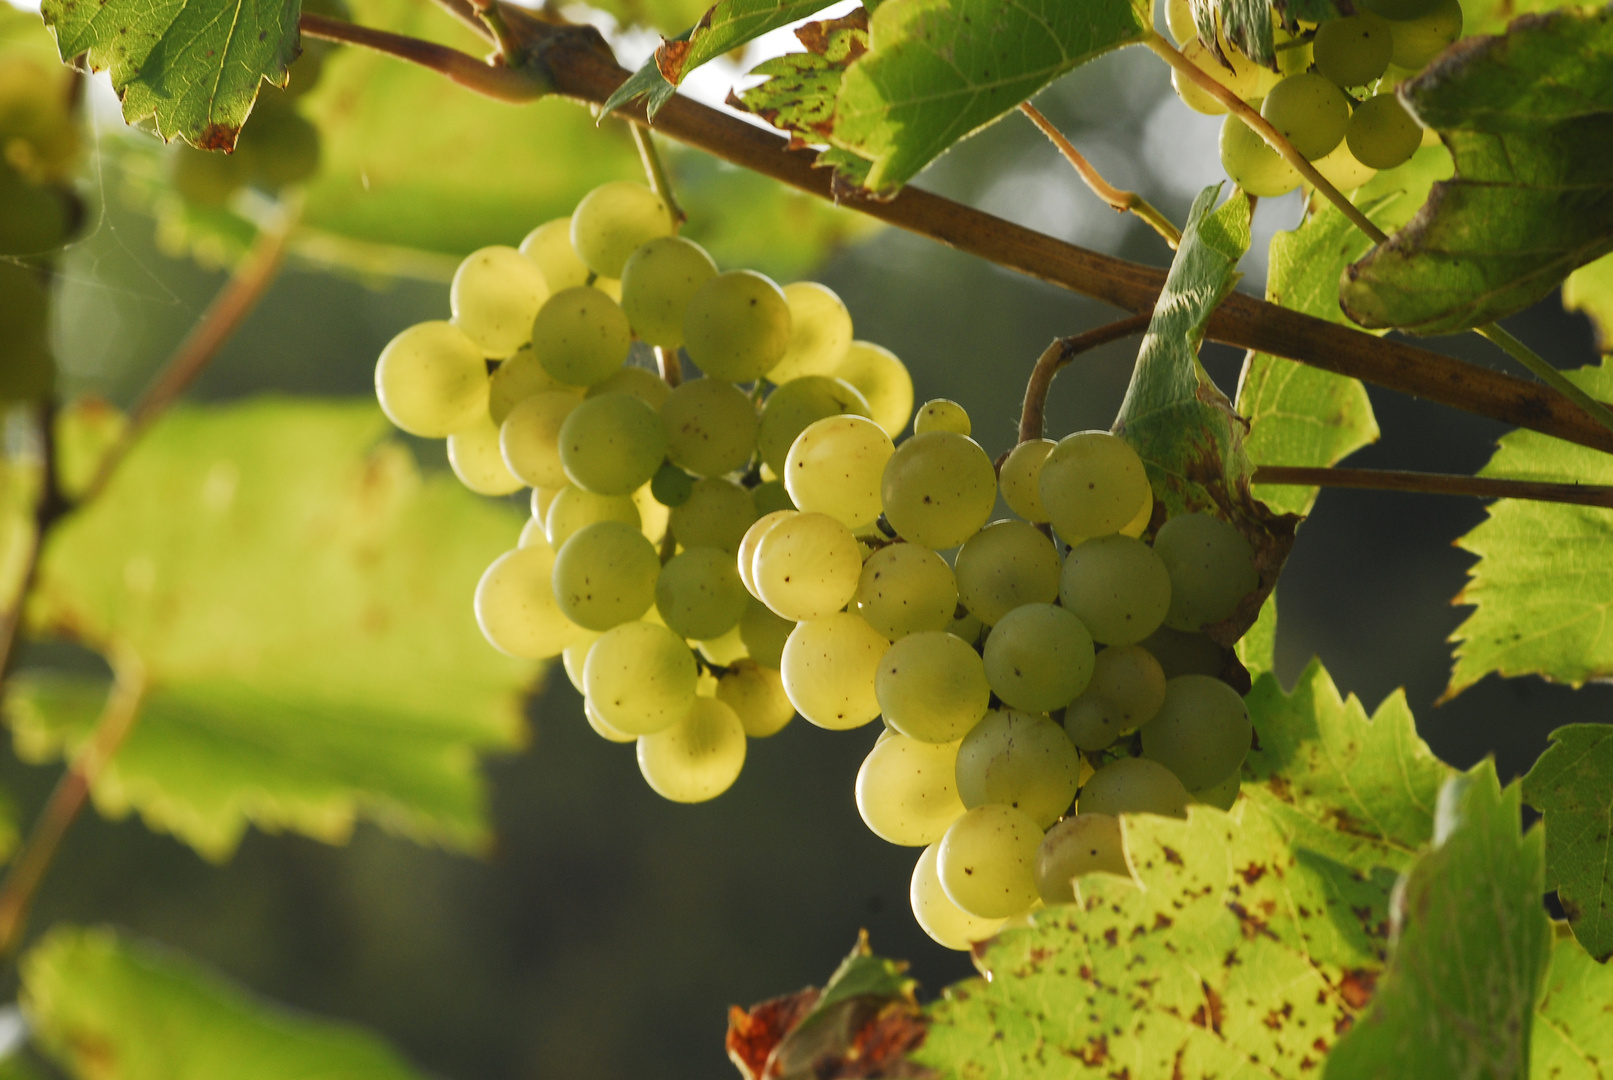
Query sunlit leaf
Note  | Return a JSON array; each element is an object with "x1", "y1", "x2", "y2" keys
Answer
[
  {"x1": 1521, "y1": 725, "x2": 1613, "y2": 962},
  {"x1": 1532, "y1": 930, "x2": 1613, "y2": 1078},
  {"x1": 1563, "y1": 251, "x2": 1613, "y2": 354},
  {"x1": 657, "y1": 0, "x2": 830, "y2": 85}
]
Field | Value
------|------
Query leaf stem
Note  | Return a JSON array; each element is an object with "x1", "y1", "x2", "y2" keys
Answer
[
  {"x1": 298, "y1": 13, "x2": 548, "y2": 100},
  {"x1": 630, "y1": 122, "x2": 686, "y2": 229},
  {"x1": 1018, "y1": 102, "x2": 1180, "y2": 249},
  {"x1": 1475, "y1": 323, "x2": 1613, "y2": 437},
  {"x1": 1253, "y1": 466, "x2": 1613, "y2": 508},
  {"x1": 1020, "y1": 314, "x2": 1154, "y2": 442}
]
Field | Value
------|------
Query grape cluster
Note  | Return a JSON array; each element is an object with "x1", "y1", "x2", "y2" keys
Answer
[{"x1": 1164, "y1": 0, "x2": 1465, "y2": 197}]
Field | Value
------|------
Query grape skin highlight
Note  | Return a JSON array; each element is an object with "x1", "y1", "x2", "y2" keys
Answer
[
  {"x1": 751, "y1": 511, "x2": 861, "y2": 621},
  {"x1": 474, "y1": 546, "x2": 584, "y2": 659},
  {"x1": 1039, "y1": 431, "x2": 1151, "y2": 543}
]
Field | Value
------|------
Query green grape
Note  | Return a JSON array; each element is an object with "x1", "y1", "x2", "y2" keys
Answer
[
  {"x1": 1077, "y1": 756, "x2": 1190, "y2": 818},
  {"x1": 784, "y1": 415, "x2": 894, "y2": 530},
  {"x1": 374, "y1": 321, "x2": 490, "y2": 438},
  {"x1": 520, "y1": 217, "x2": 590, "y2": 291},
  {"x1": 0, "y1": 263, "x2": 53, "y2": 402},
  {"x1": 856, "y1": 732, "x2": 967, "y2": 845},
  {"x1": 1062, "y1": 695, "x2": 1116, "y2": 752},
  {"x1": 552, "y1": 520, "x2": 661, "y2": 631},
  {"x1": 474, "y1": 546, "x2": 583, "y2": 659},
  {"x1": 881, "y1": 432, "x2": 998, "y2": 551},
  {"x1": 532, "y1": 286, "x2": 632, "y2": 387},
  {"x1": 1386, "y1": 0, "x2": 1463, "y2": 68},
  {"x1": 738, "y1": 510, "x2": 796, "y2": 597},
  {"x1": 634, "y1": 482, "x2": 671, "y2": 544},
  {"x1": 545, "y1": 484, "x2": 640, "y2": 548},
  {"x1": 660, "y1": 377, "x2": 759, "y2": 478},
  {"x1": 955, "y1": 710, "x2": 1082, "y2": 829},
  {"x1": 1219, "y1": 112, "x2": 1303, "y2": 197},
  {"x1": 1313, "y1": 137, "x2": 1378, "y2": 193},
  {"x1": 769, "y1": 282, "x2": 854, "y2": 382},
  {"x1": 489, "y1": 346, "x2": 566, "y2": 425},
  {"x1": 937, "y1": 804, "x2": 1042, "y2": 919},
  {"x1": 1034, "y1": 813, "x2": 1128, "y2": 905},
  {"x1": 954, "y1": 520, "x2": 1061, "y2": 626},
  {"x1": 949, "y1": 606, "x2": 984, "y2": 647},
  {"x1": 1140, "y1": 674, "x2": 1251, "y2": 791},
  {"x1": 1153, "y1": 512, "x2": 1259, "y2": 632},
  {"x1": 1120, "y1": 492, "x2": 1155, "y2": 538},
  {"x1": 1059, "y1": 535, "x2": 1172, "y2": 645},
  {"x1": 636, "y1": 696, "x2": 746, "y2": 803},
  {"x1": 651, "y1": 461, "x2": 694, "y2": 508},
  {"x1": 669, "y1": 476, "x2": 758, "y2": 554},
  {"x1": 1063, "y1": 644, "x2": 1167, "y2": 752},
  {"x1": 558, "y1": 391, "x2": 667, "y2": 496},
  {"x1": 779, "y1": 611, "x2": 887, "y2": 729},
  {"x1": 517, "y1": 514, "x2": 549, "y2": 552},
  {"x1": 450, "y1": 245, "x2": 549, "y2": 358},
  {"x1": 831, "y1": 341, "x2": 913, "y2": 438},
  {"x1": 1164, "y1": 0, "x2": 1195, "y2": 43},
  {"x1": 587, "y1": 365, "x2": 672, "y2": 410},
  {"x1": 1346, "y1": 93, "x2": 1423, "y2": 170},
  {"x1": 532, "y1": 486, "x2": 559, "y2": 523},
  {"x1": 981, "y1": 603, "x2": 1095, "y2": 713},
  {"x1": 756, "y1": 375, "x2": 872, "y2": 475},
  {"x1": 999, "y1": 439, "x2": 1054, "y2": 523},
  {"x1": 854, "y1": 542, "x2": 958, "y2": 640},
  {"x1": 910, "y1": 842, "x2": 1006, "y2": 950},
  {"x1": 752, "y1": 511, "x2": 862, "y2": 621},
  {"x1": 1314, "y1": 12, "x2": 1393, "y2": 86},
  {"x1": 1140, "y1": 626, "x2": 1225, "y2": 679},
  {"x1": 1171, "y1": 38, "x2": 1263, "y2": 115},
  {"x1": 561, "y1": 631, "x2": 598, "y2": 693},
  {"x1": 739, "y1": 596, "x2": 794, "y2": 669},
  {"x1": 1193, "y1": 770, "x2": 1241, "y2": 811},
  {"x1": 583, "y1": 620, "x2": 698, "y2": 735},
  {"x1": 912, "y1": 398, "x2": 971, "y2": 436},
  {"x1": 875, "y1": 631, "x2": 991, "y2": 743},
  {"x1": 570, "y1": 181, "x2": 674, "y2": 278},
  {"x1": 499, "y1": 389, "x2": 583, "y2": 489},
  {"x1": 695, "y1": 625, "x2": 746, "y2": 668},
  {"x1": 169, "y1": 145, "x2": 248, "y2": 206},
  {"x1": 236, "y1": 102, "x2": 320, "y2": 187},
  {"x1": 717, "y1": 659, "x2": 795, "y2": 737},
  {"x1": 683, "y1": 270, "x2": 794, "y2": 382},
  {"x1": 1361, "y1": 0, "x2": 1444, "y2": 25},
  {"x1": 620, "y1": 235, "x2": 718, "y2": 348},
  {"x1": 751, "y1": 479, "x2": 795, "y2": 516},
  {"x1": 1039, "y1": 431, "x2": 1151, "y2": 543},
  {"x1": 1261, "y1": 73, "x2": 1350, "y2": 160},
  {"x1": 655, "y1": 546, "x2": 750, "y2": 640},
  {"x1": 585, "y1": 697, "x2": 637, "y2": 743},
  {"x1": 447, "y1": 414, "x2": 523, "y2": 496}
]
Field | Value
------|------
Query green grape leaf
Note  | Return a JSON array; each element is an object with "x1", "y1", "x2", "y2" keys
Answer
[
  {"x1": 731, "y1": 9, "x2": 867, "y2": 146},
  {"x1": 1244, "y1": 660, "x2": 1452, "y2": 874},
  {"x1": 601, "y1": 55, "x2": 680, "y2": 123},
  {"x1": 1190, "y1": 0, "x2": 1276, "y2": 68},
  {"x1": 1235, "y1": 592, "x2": 1277, "y2": 674},
  {"x1": 40, "y1": 0, "x2": 299, "y2": 149},
  {"x1": 1533, "y1": 930, "x2": 1613, "y2": 1078},
  {"x1": 1447, "y1": 359, "x2": 1613, "y2": 695},
  {"x1": 21, "y1": 925, "x2": 429, "y2": 1079},
  {"x1": 1563, "y1": 251, "x2": 1613, "y2": 354},
  {"x1": 1340, "y1": 6, "x2": 1613, "y2": 335},
  {"x1": 1520, "y1": 725, "x2": 1613, "y2": 962},
  {"x1": 656, "y1": 0, "x2": 831, "y2": 86},
  {"x1": 13, "y1": 400, "x2": 531, "y2": 861},
  {"x1": 1323, "y1": 762, "x2": 1552, "y2": 1080}
]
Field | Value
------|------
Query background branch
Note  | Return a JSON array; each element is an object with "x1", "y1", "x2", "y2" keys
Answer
[
  {"x1": 1253, "y1": 466, "x2": 1613, "y2": 508},
  {"x1": 300, "y1": 13, "x2": 546, "y2": 100}
]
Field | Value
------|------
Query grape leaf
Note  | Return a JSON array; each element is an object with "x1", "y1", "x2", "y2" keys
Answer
[
  {"x1": 1323, "y1": 762, "x2": 1551, "y2": 1080},
  {"x1": 1190, "y1": 0, "x2": 1276, "y2": 68},
  {"x1": 1447, "y1": 359, "x2": 1613, "y2": 695},
  {"x1": 41, "y1": 0, "x2": 299, "y2": 150},
  {"x1": 1533, "y1": 930, "x2": 1613, "y2": 1078},
  {"x1": 21, "y1": 925, "x2": 429, "y2": 1079},
  {"x1": 1563, "y1": 252, "x2": 1613, "y2": 354},
  {"x1": 1521, "y1": 725, "x2": 1613, "y2": 962},
  {"x1": 12, "y1": 400, "x2": 530, "y2": 860},
  {"x1": 657, "y1": 0, "x2": 831, "y2": 84},
  {"x1": 731, "y1": 9, "x2": 867, "y2": 147},
  {"x1": 1340, "y1": 6, "x2": 1613, "y2": 335}
]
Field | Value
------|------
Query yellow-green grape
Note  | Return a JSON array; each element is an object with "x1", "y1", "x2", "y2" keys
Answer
[
  {"x1": 532, "y1": 286, "x2": 632, "y2": 388},
  {"x1": 876, "y1": 631, "x2": 991, "y2": 743},
  {"x1": 913, "y1": 398, "x2": 970, "y2": 436},
  {"x1": 856, "y1": 733, "x2": 967, "y2": 845},
  {"x1": 558, "y1": 391, "x2": 667, "y2": 496},
  {"x1": 634, "y1": 482, "x2": 670, "y2": 544},
  {"x1": 1140, "y1": 626, "x2": 1225, "y2": 679},
  {"x1": 769, "y1": 282, "x2": 854, "y2": 382},
  {"x1": 474, "y1": 546, "x2": 582, "y2": 659},
  {"x1": 1261, "y1": 73, "x2": 1350, "y2": 160},
  {"x1": 982, "y1": 603, "x2": 1095, "y2": 712},
  {"x1": 785, "y1": 415, "x2": 894, "y2": 531},
  {"x1": 660, "y1": 377, "x2": 759, "y2": 478},
  {"x1": 489, "y1": 345, "x2": 566, "y2": 425},
  {"x1": 1313, "y1": 137, "x2": 1379, "y2": 193},
  {"x1": 517, "y1": 514, "x2": 549, "y2": 552},
  {"x1": 1363, "y1": 0, "x2": 1445, "y2": 27},
  {"x1": 752, "y1": 511, "x2": 862, "y2": 621},
  {"x1": 519, "y1": 217, "x2": 589, "y2": 291},
  {"x1": 1120, "y1": 490, "x2": 1154, "y2": 538},
  {"x1": 1063, "y1": 644, "x2": 1168, "y2": 751},
  {"x1": 739, "y1": 597, "x2": 794, "y2": 669},
  {"x1": 587, "y1": 365, "x2": 673, "y2": 410},
  {"x1": 1346, "y1": 93, "x2": 1423, "y2": 170},
  {"x1": 949, "y1": 607, "x2": 984, "y2": 647},
  {"x1": 1219, "y1": 112, "x2": 1303, "y2": 197},
  {"x1": 1153, "y1": 512, "x2": 1259, "y2": 631},
  {"x1": 570, "y1": 181, "x2": 674, "y2": 278},
  {"x1": 683, "y1": 270, "x2": 794, "y2": 382},
  {"x1": 374, "y1": 321, "x2": 489, "y2": 437},
  {"x1": 1386, "y1": 0, "x2": 1462, "y2": 68},
  {"x1": 1059, "y1": 535, "x2": 1172, "y2": 645},
  {"x1": 447, "y1": 414, "x2": 523, "y2": 496},
  {"x1": 911, "y1": 842, "x2": 1006, "y2": 950},
  {"x1": 1140, "y1": 674, "x2": 1251, "y2": 791},
  {"x1": 1164, "y1": 0, "x2": 1195, "y2": 43},
  {"x1": 583, "y1": 620, "x2": 698, "y2": 735},
  {"x1": 1077, "y1": 756, "x2": 1190, "y2": 818},
  {"x1": 450, "y1": 245, "x2": 549, "y2": 358},
  {"x1": 0, "y1": 262, "x2": 54, "y2": 403},
  {"x1": 1039, "y1": 431, "x2": 1150, "y2": 542},
  {"x1": 585, "y1": 698, "x2": 637, "y2": 743},
  {"x1": 954, "y1": 520, "x2": 1061, "y2": 625},
  {"x1": 670, "y1": 477, "x2": 758, "y2": 554},
  {"x1": 562, "y1": 632, "x2": 597, "y2": 693},
  {"x1": 545, "y1": 484, "x2": 640, "y2": 549},
  {"x1": 655, "y1": 546, "x2": 750, "y2": 640},
  {"x1": 881, "y1": 432, "x2": 998, "y2": 550},
  {"x1": 620, "y1": 235, "x2": 718, "y2": 348},
  {"x1": 854, "y1": 542, "x2": 958, "y2": 640},
  {"x1": 1035, "y1": 814, "x2": 1127, "y2": 905},
  {"x1": 1314, "y1": 12, "x2": 1393, "y2": 86},
  {"x1": 937, "y1": 804, "x2": 1042, "y2": 918},
  {"x1": 1000, "y1": 439, "x2": 1054, "y2": 523},
  {"x1": 500, "y1": 389, "x2": 583, "y2": 489},
  {"x1": 780, "y1": 611, "x2": 888, "y2": 729},
  {"x1": 636, "y1": 696, "x2": 746, "y2": 803},
  {"x1": 757, "y1": 375, "x2": 872, "y2": 475},
  {"x1": 831, "y1": 341, "x2": 913, "y2": 438},
  {"x1": 739, "y1": 510, "x2": 796, "y2": 598},
  {"x1": 1171, "y1": 38, "x2": 1263, "y2": 115},
  {"x1": 717, "y1": 659, "x2": 795, "y2": 737},
  {"x1": 652, "y1": 461, "x2": 695, "y2": 508},
  {"x1": 552, "y1": 520, "x2": 660, "y2": 631},
  {"x1": 955, "y1": 710, "x2": 1082, "y2": 829},
  {"x1": 1193, "y1": 770, "x2": 1241, "y2": 810},
  {"x1": 752, "y1": 480, "x2": 794, "y2": 517},
  {"x1": 532, "y1": 486, "x2": 560, "y2": 523},
  {"x1": 697, "y1": 624, "x2": 747, "y2": 666}
]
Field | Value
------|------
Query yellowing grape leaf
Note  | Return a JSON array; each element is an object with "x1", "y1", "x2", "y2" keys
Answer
[
  {"x1": 1521, "y1": 725, "x2": 1613, "y2": 962},
  {"x1": 22, "y1": 925, "x2": 429, "y2": 1079},
  {"x1": 732, "y1": 9, "x2": 867, "y2": 148},
  {"x1": 12, "y1": 400, "x2": 531, "y2": 861},
  {"x1": 1563, "y1": 252, "x2": 1613, "y2": 354},
  {"x1": 658, "y1": 0, "x2": 831, "y2": 85},
  {"x1": 1533, "y1": 930, "x2": 1613, "y2": 1079}
]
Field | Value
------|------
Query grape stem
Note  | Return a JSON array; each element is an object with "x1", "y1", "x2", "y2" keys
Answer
[
  {"x1": 1017, "y1": 103, "x2": 1181, "y2": 250},
  {"x1": 1253, "y1": 466, "x2": 1613, "y2": 508},
  {"x1": 1019, "y1": 315, "x2": 1154, "y2": 443},
  {"x1": 655, "y1": 345, "x2": 682, "y2": 387},
  {"x1": 630, "y1": 122, "x2": 687, "y2": 230}
]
